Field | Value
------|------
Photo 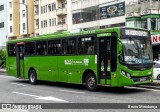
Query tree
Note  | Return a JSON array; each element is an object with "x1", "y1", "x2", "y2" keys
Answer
[{"x1": 0, "y1": 49, "x2": 6, "y2": 68}]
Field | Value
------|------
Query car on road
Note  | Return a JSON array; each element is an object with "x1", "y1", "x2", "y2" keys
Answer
[{"x1": 153, "y1": 61, "x2": 160, "y2": 80}]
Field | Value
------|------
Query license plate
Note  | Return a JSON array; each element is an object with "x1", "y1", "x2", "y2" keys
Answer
[{"x1": 140, "y1": 77, "x2": 146, "y2": 82}]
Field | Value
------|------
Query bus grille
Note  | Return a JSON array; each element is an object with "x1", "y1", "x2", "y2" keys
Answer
[{"x1": 131, "y1": 75, "x2": 152, "y2": 82}]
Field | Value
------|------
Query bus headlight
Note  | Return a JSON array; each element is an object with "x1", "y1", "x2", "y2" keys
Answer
[
  {"x1": 120, "y1": 69, "x2": 131, "y2": 79},
  {"x1": 126, "y1": 73, "x2": 131, "y2": 79}
]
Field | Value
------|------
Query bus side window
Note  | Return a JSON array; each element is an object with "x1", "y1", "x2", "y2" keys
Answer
[
  {"x1": 68, "y1": 38, "x2": 76, "y2": 54},
  {"x1": 78, "y1": 36, "x2": 95, "y2": 54},
  {"x1": 48, "y1": 40, "x2": 54, "y2": 55},
  {"x1": 87, "y1": 43, "x2": 94, "y2": 54},
  {"x1": 8, "y1": 44, "x2": 16, "y2": 56},
  {"x1": 55, "y1": 41, "x2": 61, "y2": 54},
  {"x1": 48, "y1": 40, "x2": 61, "y2": 55},
  {"x1": 25, "y1": 42, "x2": 35, "y2": 56},
  {"x1": 62, "y1": 39, "x2": 67, "y2": 55},
  {"x1": 36, "y1": 41, "x2": 47, "y2": 55}
]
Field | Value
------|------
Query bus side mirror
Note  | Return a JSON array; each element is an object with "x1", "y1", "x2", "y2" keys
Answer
[{"x1": 118, "y1": 39, "x2": 122, "y2": 55}]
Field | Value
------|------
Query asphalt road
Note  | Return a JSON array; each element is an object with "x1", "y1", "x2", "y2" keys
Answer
[{"x1": 0, "y1": 74, "x2": 160, "y2": 112}]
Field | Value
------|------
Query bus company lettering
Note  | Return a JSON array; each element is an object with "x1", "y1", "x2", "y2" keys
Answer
[
  {"x1": 84, "y1": 59, "x2": 89, "y2": 66},
  {"x1": 65, "y1": 59, "x2": 89, "y2": 66},
  {"x1": 65, "y1": 60, "x2": 72, "y2": 65}
]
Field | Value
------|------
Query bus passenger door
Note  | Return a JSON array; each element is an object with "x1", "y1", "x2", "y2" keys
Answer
[
  {"x1": 99, "y1": 37, "x2": 111, "y2": 84},
  {"x1": 16, "y1": 43, "x2": 25, "y2": 78}
]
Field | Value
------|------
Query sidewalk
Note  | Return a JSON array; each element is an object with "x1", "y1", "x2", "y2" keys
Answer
[{"x1": 0, "y1": 68, "x2": 6, "y2": 73}]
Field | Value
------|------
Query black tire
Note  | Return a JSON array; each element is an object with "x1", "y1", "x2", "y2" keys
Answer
[
  {"x1": 29, "y1": 70, "x2": 37, "y2": 85},
  {"x1": 85, "y1": 73, "x2": 97, "y2": 91},
  {"x1": 157, "y1": 74, "x2": 160, "y2": 80}
]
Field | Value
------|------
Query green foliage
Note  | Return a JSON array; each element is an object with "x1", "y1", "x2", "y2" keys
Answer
[{"x1": 0, "y1": 49, "x2": 6, "y2": 68}]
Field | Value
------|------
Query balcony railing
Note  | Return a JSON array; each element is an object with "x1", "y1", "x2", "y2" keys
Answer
[
  {"x1": 34, "y1": 0, "x2": 39, "y2": 5},
  {"x1": 35, "y1": 28, "x2": 39, "y2": 34},
  {"x1": 56, "y1": 24, "x2": 67, "y2": 31},
  {"x1": 56, "y1": 8, "x2": 67, "y2": 16},
  {"x1": 34, "y1": 14, "x2": 39, "y2": 19}
]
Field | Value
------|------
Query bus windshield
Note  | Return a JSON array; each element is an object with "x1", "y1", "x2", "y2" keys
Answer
[{"x1": 121, "y1": 37, "x2": 153, "y2": 64}]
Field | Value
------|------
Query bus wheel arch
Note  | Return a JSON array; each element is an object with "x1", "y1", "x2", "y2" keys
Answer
[
  {"x1": 82, "y1": 69, "x2": 97, "y2": 91},
  {"x1": 28, "y1": 68, "x2": 37, "y2": 85}
]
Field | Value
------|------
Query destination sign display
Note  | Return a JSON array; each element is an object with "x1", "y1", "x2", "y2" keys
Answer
[{"x1": 122, "y1": 29, "x2": 149, "y2": 37}]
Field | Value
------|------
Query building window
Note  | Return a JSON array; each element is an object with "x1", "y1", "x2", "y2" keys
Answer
[
  {"x1": 22, "y1": 0, "x2": 25, "y2": 4},
  {"x1": 158, "y1": 19, "x2": 160, "y2": 31},
  {"x1": 49, "y1": 19, "x2": 51, "y2": 26},
  {"x1": 43, "y1": 6, "x2": 45, "y2": 13},
  {"x1": 10, "y1": 26, "x2": 12, "y2": 33},
  {"x1": 46, "y1": 20, "x2": 47, "y2": 27},
  {"x1": 41, "y1": 6, "x2": 43, "y2": 14},
  {"x1": 0, "y1": 22, "x2": 4, "y2": 28},
  {"x1": 43, "y1": 5, "x2": 48, "y2": 13},
  {"x1": 23, "y1": 23, "x2": 25, "y2": 31},
  {"x1": 9, "y1": 2, "x2": 12, "y2": 9},
  {"x1": 126, "y1": 20, "x2": 141, "y2": 28},
  {"x1": 48, "y1": 4, "x2": 51, "y2": 11},
  {"x1": 41, "y1": 21, "x2": 43, "y2": 28},
  {"x1": 46, "y1": 5, "x2": 47, "y2": 13},
  {"x1": 0, "y1": 5, "x2": 4, "y2": 11},
  {"x1": 54, "y1": 18, "x2": 56, "y2": 26},
  {"x1": 141, "y1": 19, "x2": 147, "y2": 29},
  {"x1": 52, "y1": 19, "x2": 54, "y2": 26},
  {"x1": 22, "y1": 10, "x2": 25, "y2": 17},
  {"x1": 44, "y1": 20, "x2": 45, "y2": 27},
  {"x1": 151, "y1": 18, "x2": 157, "y2": 30},
  {"x1": 10, "y1": 14, "x2": 12, "y2": 21},
  {"x1": 52, "y1": 18, "x2": 56, "y2": 26},
  {"x1": 61, "y1": 1, "x2": 65, "y2": 8},
  {"x1": 52, "y1": 3, "x2": 56, "y2": 11}
]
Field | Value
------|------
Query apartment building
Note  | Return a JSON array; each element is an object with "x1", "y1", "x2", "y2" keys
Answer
[
  {"x1": 0, "y1": 0, "x2": 7, "y2": 49},
  {"x1": 7, "y1": 0, "x2": 34, "y2": 40},
  {"x1": 34, "y1": 0, "x2": 71, "y2": 36},
  {"x1": 71, "y1": 0, "x2": 125, "y2": 31},
  {"x1": 125, "y1": 0, "x2": 160, "y2": 59}
]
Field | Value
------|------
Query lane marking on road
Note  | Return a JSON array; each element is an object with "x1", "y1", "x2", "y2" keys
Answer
[
  {"x1": 59, "y1": 90, "x2": 85, "y2": 94},
  {"x1": 0, "y1": 75, "x2": 16, "y2": 79},
  {"x1": 12, "y1": 91, "x2": 68, "y2": 102},
  {"x1": 11, "y1": 83, "x2": 26, "y2": 86},
  {"x1": 125, "y1": 86, "x2": 160, "y2": 92}
]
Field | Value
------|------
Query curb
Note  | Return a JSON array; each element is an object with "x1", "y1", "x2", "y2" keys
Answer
[{"x1": 151, "y1": 81, "x2": 160, "y2": 86}]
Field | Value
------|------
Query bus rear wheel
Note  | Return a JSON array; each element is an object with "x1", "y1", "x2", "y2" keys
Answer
[
  {"x1": 29, "y1": 70, "x2": 37, "y2": 85},
  {"x1": 85, "y1": 73, "x2": 97, "y2": 91}
]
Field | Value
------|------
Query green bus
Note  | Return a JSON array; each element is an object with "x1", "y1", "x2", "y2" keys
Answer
[{"x1": 6, "y1": 27, "x2": 153, "y2": 91}]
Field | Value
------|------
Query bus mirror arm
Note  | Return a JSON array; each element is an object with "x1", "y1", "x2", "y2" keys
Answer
[{"x1": 118, "y1": 39, "x2": 122, "y2": 55}]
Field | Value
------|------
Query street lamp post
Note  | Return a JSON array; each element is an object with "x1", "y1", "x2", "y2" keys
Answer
[{"x1": 14, "y1": 2, "x2": 28, "y2": 37}]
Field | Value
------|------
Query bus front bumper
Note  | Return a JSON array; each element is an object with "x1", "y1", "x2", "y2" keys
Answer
[{"x1": 118, "y1": 75, "x2": 153, "y2": 87}]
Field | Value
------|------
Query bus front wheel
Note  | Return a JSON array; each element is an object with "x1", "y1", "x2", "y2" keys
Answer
[
  {"x1": 85, "y1": 73, "x2": 97, "y2": 91},
  {"x1": 29, "y1": 70, "x2": 37, "y2": 85}
]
